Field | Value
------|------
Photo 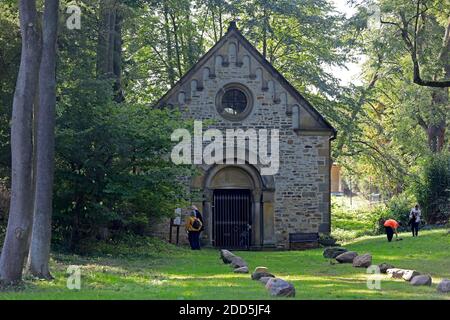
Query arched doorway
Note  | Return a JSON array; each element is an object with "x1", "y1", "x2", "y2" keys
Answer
[
  {"x1": 204, "y1": 164, "x2": 263, "y2": 249},
  {"x1": 213, "y1": 189, "x2": 252, "y2": 248}
]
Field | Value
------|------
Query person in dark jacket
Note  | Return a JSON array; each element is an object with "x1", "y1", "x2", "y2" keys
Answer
[
  {"x1": 408, "y1": 204, "x2": 421, "y2": 237},
  {"x1": 185, "y1": 210, "x2": 202, "y2": 250},
  {"x1": 191, "y1": 205, "x2": 204, "y2": 232}
]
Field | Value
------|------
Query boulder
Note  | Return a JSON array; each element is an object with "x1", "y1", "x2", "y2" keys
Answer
[
  {"x1": 259, "y1": 277, "x2": 272, "y2": 285},
  {"x1": 230, "y1": 256, "x2": 247, "y2": 269},
  {"x1": 336, "y1": 251, "x2": 358, "y2": 263},
  {"x1": 378, "y1": 263, "x2": 395, "y2": 274},
  {"x1": 233, "y1": 266, "x2": 249, "y2": 273},
  {"x1": 410, "y1": 275, "x2": 432, "y2": 286},
  {"x1": 265, "y1": 278, "x2": 295, "y2": 297},
  {"x1": 402, "y1": 270, "x2": 421, "y2": 282},
  {"x1": 387, "y1": 268, "x2": 406, "y2": 279},
  {"x1": 254, "y1": 266, "x2": 269, "y2": 274},
  {"x1": 323, "y1": 247, "x2": 348, "y2": 259},
  {"x1": 319, "y1": 238, "x2": 337, "y2": 247},
  {"x1": 437, "y1": 279, "x2": 450, "y2": 293},
  {"x1": 352, "y1": 253, "x2": 372, "y2": 268},
  {"x1": 220, "y1": 249, "x2": 236, "y2": 264},
  {"x1": 252, "y1": 271, "x2": 275, "y2": 281}
]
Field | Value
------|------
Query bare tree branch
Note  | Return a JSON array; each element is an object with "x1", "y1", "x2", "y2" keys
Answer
[{"x1": 380, "y1": 0, "x2": 450, "y2": 87}]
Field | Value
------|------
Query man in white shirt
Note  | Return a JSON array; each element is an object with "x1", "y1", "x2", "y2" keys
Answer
[{"x1": 409, "y1": 204, "x2": 421, "y2": 237}]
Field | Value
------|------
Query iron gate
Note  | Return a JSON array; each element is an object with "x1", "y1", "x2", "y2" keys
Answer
[{"x1": 213, "y1": 189, "x2": 252, "y2": 249}]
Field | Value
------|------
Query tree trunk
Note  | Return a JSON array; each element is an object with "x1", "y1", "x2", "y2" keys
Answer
[
  {"x1": 97, "y1": 0, "x2": 115, "y2": 77},
  {"x1": 163, "y1": 2, "x2": 175, "y2": 86},
  {"x1": 170, "y1": 13, "x2": 183, "y2": 78},
  {"x1": 427, "y1": 88, "x2": 447, "y2": 153},
  {"x1": 0, "y1": 0, "x2": 41, "y2": 284},
  {"x1": 97, "y1": 0, "x2": 123, "y2": 101},
  {"x1": 113, "y1": 11, "x2": 124, "y2": 102},
  {"x1": 218, "y1": 6, "x2": 223, "y2": 38},
  {"x1": 211, "y1": 5, "x2": 218, "y2": 43},
  {"x1": 27, "y1": 0, "x2": 59, "y2": 280},
  {"x1": 262, "y1": 6, "x2": 268, "y2": 59}
]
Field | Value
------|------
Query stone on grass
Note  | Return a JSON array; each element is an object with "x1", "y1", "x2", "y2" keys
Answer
[
  {"x1": 336, "y1": 251, "x2": 358, "y2": 263},
  {"x1": 410, "y1": 275, "x2": 432, "y2": 286},
  {"x1": 352, "y1": 253, "x2": 372, "y2": 268},
  {"x1": 230, "y1": 256, "x2": 247, "y2": 269},
  {"x1": 387, "y1": 268, "x2": 406, "y2": 279},
  {"x1": 402, "y1": 270, "x2": 421, "y2": 282},
  {"x1": 323, "y1": 247, "x2": 348, "y2": 259},
  {"x1": 220, "y1": 249, "x2": 236, "y2": 264},
  {"x1": 252, "y1": 271, "x2": 275, "y2": 281},
  {"x1": 265, "y1": 278, "x2": 295, "y2": 297},
  {"x1": 437, "y1": 279, "x2": 450, "y2": 293},
  {"x1": 378, "y1": 263, "x2": 395, "y2": 274},
  {"x1": 234, "y1": 266, "x2": 249, "y2": 273},
  {"x1": 259, "y1": 277, "x2": 272, "y2": 285},
  {"x1": 254, "y1": 266, "x2": 268, "y2": 274}
]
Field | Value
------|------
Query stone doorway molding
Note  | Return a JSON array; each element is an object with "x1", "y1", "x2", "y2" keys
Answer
[{"x1": 200, "y1": 161, "x2": 275, "y2": 249}]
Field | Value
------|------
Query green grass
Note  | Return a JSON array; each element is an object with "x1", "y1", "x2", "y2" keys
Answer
[{"x1": 0, "y1": 229, "x2": 449, "y2": 300}]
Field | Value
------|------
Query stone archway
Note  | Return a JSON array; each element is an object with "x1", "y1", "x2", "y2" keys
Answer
[{"x1": 201, "y1": 164, "x2": 275, "y2": 249}]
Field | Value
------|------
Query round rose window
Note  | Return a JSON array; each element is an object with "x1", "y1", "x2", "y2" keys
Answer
[{"x1": 216, "y1": 84, "x2": 253, "y2": 121}]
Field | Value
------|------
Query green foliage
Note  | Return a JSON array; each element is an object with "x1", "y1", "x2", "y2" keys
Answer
[
  {"x1": 330, "y1": 228, "x2": 359, "y2": 243},
  {"x1": 53, "y1": 94, "x2": 192, "y2": 250},
  {"x1": 412, "y1": 154, "x2": 450, "y2": 224},
  {"x1": 0, "y1": 3, "x2": 20, "y2": 178},
  {"x1": 38, "y1": 1, "x2": 196, "y2": 251},
  {"x1": 331, "y1": 201, "x2": 381, "y2": 241},
  {"x1": 126, "y1": 0, "x2": 354, "y2": 108},
  {"x1": 0, "y1": 0, "x2": 448, "y2": 255},
  {"x1": 74, "y1": 234, "x2": 184, "y2": 258},
  {"x1": 331, "y1": 192, "x2": 417, "y2": 241},
  {"x1": 334, "y1": 0, "x2": 449, "y2": 196},
  {"x1": 386, "y1": 193, "x2": 416, "y2": 224}
]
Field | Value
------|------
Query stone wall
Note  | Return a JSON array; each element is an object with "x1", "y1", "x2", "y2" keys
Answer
[{"x1": 274, "y1": 135, "x2": 330, "y2": 247}]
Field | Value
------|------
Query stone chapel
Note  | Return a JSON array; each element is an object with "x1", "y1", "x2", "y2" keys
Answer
[{"x1": 155, "y1": 22, "x2": 336, "y2": 249}]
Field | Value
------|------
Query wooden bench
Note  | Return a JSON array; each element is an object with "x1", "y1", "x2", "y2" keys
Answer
[{"x1": 289, "y1": 232, "x2": 319, "y2": 250}]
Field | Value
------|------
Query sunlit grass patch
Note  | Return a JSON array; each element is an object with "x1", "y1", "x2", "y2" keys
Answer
[{"x1": 0, "y1": 229, "x2": 448, "y2": 300}]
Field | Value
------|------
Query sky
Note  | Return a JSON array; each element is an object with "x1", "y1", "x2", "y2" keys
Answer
[{"x1": 331, "y1": 0, "x2": 365, "y2": 86}]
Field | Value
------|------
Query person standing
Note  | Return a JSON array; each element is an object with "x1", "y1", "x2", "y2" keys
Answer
[
  {"x1": 409, "y1": 204, "x2": 421, "y2": 237},
  {"x1": 185, "y1": 210, "x2": 202, "y2": 250},
  {"x1": 383, "y1": 219, "x2": 399, "y2": 242},
  {"x1": 192, "y1": 205, "x2": 205, "y2": 240},
  {"x1": 191, "y1": 205, "x2": 204, "y2": 230}
]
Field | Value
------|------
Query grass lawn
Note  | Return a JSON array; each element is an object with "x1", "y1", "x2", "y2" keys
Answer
[{"x1": 0, "y1": 229, "x2": 449, "y2": 300}]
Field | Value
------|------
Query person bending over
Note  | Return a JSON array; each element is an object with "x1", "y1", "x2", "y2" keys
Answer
[{"x1": 384, "y1": 219, "x2": 399, "y2": 242}]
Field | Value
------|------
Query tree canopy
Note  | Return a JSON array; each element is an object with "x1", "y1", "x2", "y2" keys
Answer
[{"x1": 0, "y1": 0, "x2": 448, "y2": 282}]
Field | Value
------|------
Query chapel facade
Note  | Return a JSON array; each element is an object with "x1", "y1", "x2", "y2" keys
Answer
[{"x1": 156, "y1": 22, "x2": 336, "y2": 249}]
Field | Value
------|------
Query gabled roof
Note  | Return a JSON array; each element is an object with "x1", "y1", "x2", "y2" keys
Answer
[{"x1": 156, "y1": 21, "x2": 336, "y2": 138}]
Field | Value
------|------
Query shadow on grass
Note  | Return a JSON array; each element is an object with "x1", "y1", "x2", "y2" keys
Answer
[{"x1": 1, "y1": 230, "x2": 449, "y2": 300}]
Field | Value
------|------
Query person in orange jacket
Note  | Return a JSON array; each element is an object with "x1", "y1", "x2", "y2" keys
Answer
[{"x1": 383, "y1": 219, "x2": 399, "y2": 242}]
